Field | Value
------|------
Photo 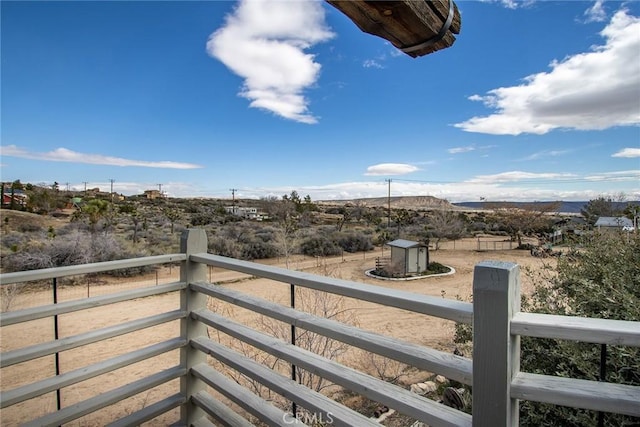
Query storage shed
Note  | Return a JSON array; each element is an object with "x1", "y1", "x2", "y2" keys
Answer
[{"x1": 387, "y1": 239, "x2": 429, "y2": 276}]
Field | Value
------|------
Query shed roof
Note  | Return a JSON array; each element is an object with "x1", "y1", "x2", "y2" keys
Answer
[
  {"x1": 595, "y1": 217, "x2": 633, "y2": 227},
  {"x1": 387, "y1": 239, "x2": 426, "y2": 249}
]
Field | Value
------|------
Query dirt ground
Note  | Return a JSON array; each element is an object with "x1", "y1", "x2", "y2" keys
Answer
[{"x1": 0, "y1": 237, "x2": 550, "y2": 426}]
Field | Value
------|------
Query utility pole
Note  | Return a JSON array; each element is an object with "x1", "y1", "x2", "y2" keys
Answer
[
  {"x1": 230, "y1": 188, "x2": 238, "y2": 214},
  {"x1": 385, "y1": 179, "x2": 392, "y2": 227},
  {"x1": 83, "y1": 182, "x2": 88, "y2": 195},
  {"x1": 109, "y1": 179, "x2": 115, "y2": 202}
]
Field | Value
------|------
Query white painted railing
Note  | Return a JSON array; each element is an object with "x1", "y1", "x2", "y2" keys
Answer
[{"x1": 0, "y1": 228, "x2": 638, "y2": 426}]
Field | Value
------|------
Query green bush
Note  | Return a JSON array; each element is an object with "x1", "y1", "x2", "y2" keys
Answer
[
  {"x1": 336, "y1": 231, "x2": 373, "y2": 253},
  {"x1": 426, "y1": 262, "x2": 449, "y2": 274},
  {"x1": 300, "y1": 235, "x2": 342, "y2": 257},
  {"x1": 454, "y1": 232, "x2": 639, "y2": 425}
]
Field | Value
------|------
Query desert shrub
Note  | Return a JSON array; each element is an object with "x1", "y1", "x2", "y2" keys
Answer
[
  {"x1": 373, "y1": 259, "x2": 405, "y2": 278},
  {"x1": 300, "y1": 235, "x2": 342, "y2": 257},
  {"x1": 335, "y1": 231, "x2": 373, "y2": 253},
  {"x1": 1, "y1": 232, "x2": 26, "y2": 249},
  {"x1": 453, "y1": 232, "x2": 639, "y2": 425},
  {"x1": 426, "y1": 262, "x2": 449, "y2": 274},
  {"x1": 18, "y1": 222, "x2": 43, "y2": 233},
  {"x1": 2, "y1": 230, "x2": 132, "y2": 272},
  {"x1": 190, "y1": 213, "x2": 214, "y2": 226},
  {"x1": 241, "y1": 240, "x2": 279, "y2": 260},
  {"x1": 518, "y1": 232, "x2": 639, "y2": 426},
  {"x1": 207, "y1": 235, "x2": 243, "y2": 259}
]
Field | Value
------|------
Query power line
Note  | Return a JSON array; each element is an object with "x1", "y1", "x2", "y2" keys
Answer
[
  {"x1": 385, "y1": 179, "x2": 392, "y2": 227},
  {"x1": 109, "y1": 179, "x2": 115, "y2": 202},
  {"x1": 230, "y1": 189, "x2": 238, "y2": 213}
]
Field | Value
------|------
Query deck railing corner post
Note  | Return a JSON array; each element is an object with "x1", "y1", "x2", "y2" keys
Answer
[
  {"x1": 179, "y1": 229, "x2": 208, "y2": 425},
  {"x1": 472, "y1": 261, "x2": 521, "y2": 427}
]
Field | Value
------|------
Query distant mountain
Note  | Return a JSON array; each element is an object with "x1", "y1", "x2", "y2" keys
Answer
[
  {"x1": 318, "y1": 196, "x2": 458, "y2": 210},
  {"x1": 453, "y1": 201, "x2": 638, "y2": 214},
  {"x1": 319, "y1": 198, "x2": 638, "y2": 214}
]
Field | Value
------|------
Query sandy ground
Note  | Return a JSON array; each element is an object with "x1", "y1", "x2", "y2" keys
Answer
[{"x1": 0, "y1": 237, "x2": 549, "y2": 426}]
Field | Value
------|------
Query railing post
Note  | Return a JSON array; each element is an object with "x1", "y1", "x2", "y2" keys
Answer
[
  {"x1": 180, "y1": 229, "x2": 208, "y2": 425},
  {"x1": 472, "y1": 261, "x2": 521, "y2": 427}
]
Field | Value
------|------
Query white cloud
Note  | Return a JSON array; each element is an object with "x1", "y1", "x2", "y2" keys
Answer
[
  {"x1": 612, "y1": 147, "x2": 640, "y2": 158},
  {"x1": 363, "y1": 59, "x2": 384, "y2": 69},
  {"x1": 467, "y1": 171, "x2": 576, "y2": 184},
  {"x1": 364, "y1": 163, "x2": 420, "y2": 176},
  {"x1": 448, "y1": 144, "x2": 496, "y2": 154},
  {"x1": 455, "y1": 10, "x2": 640, "y2": 135},
  {"x1": 207, "y1": 0, "x2": 334, "y2": 124},
  {"x1": 0, "y1": 145, "x2": 203, "y2": 169},
  {"x1": 234, "y1": 173, "x2": 638, "y2": 202},
  {"x1": 479, "y1": 0, "x2": 535, "y2": 9},
  {"x1": 584, "y1": 170, "x2": 640, "y2": 181},
  {"x1": 520, "y1": 149, "x2": 571, "y2": 161},
  {"x1": 448, "y1": 145, "x2": 476, "y2": 154},
  {"x1": 585, "y1": 0, "x2": 607, "y2": 23}
]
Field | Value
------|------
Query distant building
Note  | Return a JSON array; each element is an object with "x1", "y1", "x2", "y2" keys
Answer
[
  {"x1": 595, "y1": 216, "x2": 634, "y2": 232},
  {"x1": 2, "y1": 191, "x2": 28, "y2": 208},
  {"x1": 144, "y1": 190, "x2": 164, "y2": 200},
  {"x1": 225, "y1": 206, "x2": 260, "y2": 220},
  {"x1": 387, "y1": 239, "x2": 429, "y2": 276}
]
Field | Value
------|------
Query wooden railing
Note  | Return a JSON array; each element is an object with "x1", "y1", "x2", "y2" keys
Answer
[{"x1": 1, "y1": 229, "x2": 638, "y2": 426}]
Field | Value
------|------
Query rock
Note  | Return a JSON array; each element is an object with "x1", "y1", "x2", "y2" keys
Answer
[
  {"x1": 410, "y1": 384, "x2": 425, "y2": 394},
  {"x1": 435, "y1": 375, "x2": 447, "y2": 384},
  {"x1": 417, "y1": 381, "x2": 437, "y2": 393}
]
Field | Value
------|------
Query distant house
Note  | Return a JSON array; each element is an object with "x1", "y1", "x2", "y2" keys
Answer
[
  {"x1": 595, "y1": 216, "x2": 634, "y2": 232},
  {"x1": 225, "y1": 206, "x2": 260, "y2": 220},
  {"x1": 144, "y1": 190, "x2": 164, "y2": 200},
  {"x1": 387, "y1": 239, "x2": 429, "y2": 276},
  {"x1": 2, "y1": 190, "x2": 28, "y2": 208}
]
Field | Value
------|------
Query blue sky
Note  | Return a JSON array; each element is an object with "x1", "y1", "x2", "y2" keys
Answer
[{"x1": 1, "y1": 0, "x2": 639, "y2": 202}]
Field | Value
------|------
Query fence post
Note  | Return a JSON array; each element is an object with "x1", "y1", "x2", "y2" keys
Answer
[
  {"x1": 180, "y1": 229, "x2": 208, "y2": 425},
  {"x1": 472, "y1": 261, "x2": 521, "y2": 427}
]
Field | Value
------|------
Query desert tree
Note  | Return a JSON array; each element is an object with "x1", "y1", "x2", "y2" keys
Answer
[
  {"x1": 73, "y1": 199, "x2": 110, "y2": 233},
  {"x1": 392, "y1": 208, "x2": 412, "y2": 237},
  {"x1": 162, "y1": 207, "x2": 183, "y2": 233},
  {"x1": 335, "y1": 206, "x2": 351, "y2": 232},
  {"x1": 486, "y1": 201, "x2": 560, "y2": 247},
  {"x1": 273, "y1": 214, "x2": 299, "y2": 269},
  {"x1": 424, "y1": 209, "x2": 467, "y2": 250},
  {"x1": 581, "y1": 195, "x2": 625, "y2": 226},
  {"x1": 119, "y1": 203, "x2": 141, "y2": 244}
]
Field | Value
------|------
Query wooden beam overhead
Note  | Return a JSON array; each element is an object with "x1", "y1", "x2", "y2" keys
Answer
[{"x1": 326, "y1": 0, "x2": 461, "y2": 58}]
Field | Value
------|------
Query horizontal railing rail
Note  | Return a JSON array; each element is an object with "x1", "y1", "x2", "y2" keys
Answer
[
  {"x1": 190, "y1": 252, "x2": 474, "y2": 324},
  {"x1": 1, "y1": 309, "x2": 186, "y2": 368},
  {"x1": 1, "y1": 229, "x2": 638, "y2": 426},
  {"x1": 0, "y1": 253, "x2": 185, "y2": 285},
  {"x1": 0, "y1": 281, "x2": 186, "y2": 326},
  {"x1": 191, "y1": 307, "x2": 472, "y2": 427},
  {"x1": 191, "y1": 281, "x2": 473, "y2": 385},
  {"x1": 511, "y1": 311, "x2": 640, "y2": 346},
  {"x1": 0, "y1": 252, "x2": 188, "y2": 426}
]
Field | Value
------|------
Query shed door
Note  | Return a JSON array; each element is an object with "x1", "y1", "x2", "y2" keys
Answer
[{"x1": 407, "y1": 248, "x2": 418, "y2": 273}]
